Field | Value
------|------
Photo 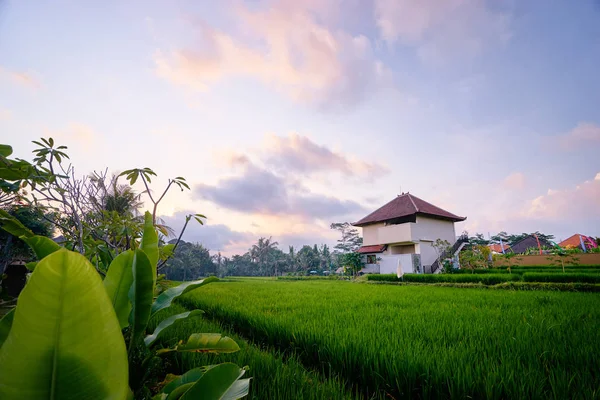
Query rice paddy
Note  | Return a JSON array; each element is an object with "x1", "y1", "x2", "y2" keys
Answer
[{"x1": 176, "y1": 279, "x2": 600, "y2": 399}]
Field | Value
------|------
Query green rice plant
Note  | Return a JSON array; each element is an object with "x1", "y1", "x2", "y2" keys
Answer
[
  {"x1": 401, "y1": 273, "x2": 520, "y2": 285},
  {"x1": 149, "y1": 304, "x2": 363, "y2": 400},
  {"x1": 179, "y1": 280, "x2": 600, "y2": 400},
  {"x1": 522, "y1": 272, "x2": 600, "y2": 284}
]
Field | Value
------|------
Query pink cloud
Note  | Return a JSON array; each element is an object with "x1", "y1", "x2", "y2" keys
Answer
[
  {"x1": 552, "y1": 122, "x2": 600, "y2": 151},
  {"x1": 155, "y1": 1, "x2": 390, "y2": 108},
  {"x1": 374, "y1": 0, "x2": 512, "y2": 64},
  {"x1": 503, "y1": 172, "x2": 526, "y2": 190},
  {"x1": 523, "y1": 172, "x2": 600, "y2": 220},
  {"x1": 264, "y1": 133, "x2": 389, "y2": 177},
  {"x1": 0, "y1": 108, "x2": 11, "y2": 120},
  {"x1": 0, "y1": 67, "x2": 41, "y2": 89}
]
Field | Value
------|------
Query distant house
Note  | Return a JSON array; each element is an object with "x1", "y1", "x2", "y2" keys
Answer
[
  {"x1": 509, "y1": 235, "x2": 552, "y2": 254},
  {"x1": 353, "y1": 193, "x2": 466, "y2": 274},
  {"x1": 488, "y1": 243, "x2": 510, "y2": 254},
  {"x1": 558, "y1": 234, "x2": 598, "y2": 251}
]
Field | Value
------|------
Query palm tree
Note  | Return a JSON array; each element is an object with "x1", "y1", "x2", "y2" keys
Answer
[{"x1": 250, "y1": 237, "x2": 279, "y2": 276}]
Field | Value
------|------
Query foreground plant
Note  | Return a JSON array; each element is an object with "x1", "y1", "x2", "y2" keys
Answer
[{"x1": 0, "y1": 211, "x2": 249, "y2": 399}]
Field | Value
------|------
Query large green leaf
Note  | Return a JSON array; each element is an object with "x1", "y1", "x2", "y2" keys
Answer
[
  {"x1": 157, "y1": 333, "x2": 240, "y2": 355},
  {"x1": 0, "y1": 250, "x2": 129, "y2": 400},
  {"x1": 128, "y1": 249, "x2": 154, "y2": 349},
  {"x1": 0, "y1": 209, "x2": 34, "y2": 239},
  {"x1": 0, "y1": 144, "x2": 13, "y2": 157},
  {"x1": 140, "y1": 211, "x2": 158, "y2": 285},
  {"x1": 144, "y1": 310, "x2": 204, "y2": 347},
  {"x1": 167, "y1": 383, "x2": 194, "y2": 400},
  {"x1": 180, "y1": 363, "x2": 249, "y2": 400},
  {"x1": 151, "y1": 277, "x2": 218, "y2": 317},
  {"x1": 24, "y1": 235, "x2": 62, "y2": 260},
  {"x1": 103, "y1": 250, "x2": 135, "y2": 329},
  {"x1": 161, "y1": 367, "x2": 206, "y2": 395},
  {"x1": 0, "y1": 308, "x2": 15, "y2": 348}
]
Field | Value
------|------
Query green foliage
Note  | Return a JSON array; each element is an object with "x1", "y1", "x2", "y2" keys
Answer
[
  {"x1": 144, "y1": 310, "x2": 204, "y2": 347},
  {"x1": 340, "y1": 251, "x2": 364, "y2": 276},
  {"x1": 151, "y1": 277, "x2": 218, "y2": 317},
  {"x1": 103, "y1": 250, "x2": 135, "y2": 329},
  {"x1": 180, "y1": 280, "x2": 600, "y2": 399},
  {"x1": 0, "y1": 209, "x2": 248, "y2": 399},
  {"x1": 0, "y1": 250, "x2": 129, "y2": 400},
  {"x1": 162, "y1": 241, "x2": 216, "y2": 280},
  {"x1": 522, "y1": 272, "x2": 600, "y2": 284},
  {"x1": 368, "y1": 273, "x2": 520, "y2": 284},
  {"x1": 0, "y1": 308, "x2": 14, "y2": 347},
  {"x1": 329, "y1": 222, "x2": 362, "y2": 254}
]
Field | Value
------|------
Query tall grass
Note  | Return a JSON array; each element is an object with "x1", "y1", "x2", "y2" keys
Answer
[
  {"x1": 148, "y1": 303, "x2": 361, "y2": 399},
  {"x1": 522, "y1": 272, "x2": 600, "y2": 283},
  {"x1": 180, "y1": 280, "x2": 600, "y2": 400}
]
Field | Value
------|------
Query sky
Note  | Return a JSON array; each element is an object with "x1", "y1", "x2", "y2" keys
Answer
[{"x1": 1, "y1": 0, "x2": 599, "y2": 255}]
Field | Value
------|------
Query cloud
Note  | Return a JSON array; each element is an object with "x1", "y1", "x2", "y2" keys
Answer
[
  {"x1": 0, "y1": 67, "x2": 41, "y2": 89},
  {"x1": 195, "y1": 162, "x2": 366, "y2": 219},
  {"x1": 503, "y1": 172, "x2": 526, "y2": 190},
  {"x1": 374, "y1": 0, "x2": 512, "y2": 64},
  {"x1": 263, "y1": 133, "x2": 389, "y2": 177},
  {"x1": 522, "y1": 172, "x2": 600, "y2": 221},
  {"x1": 45, "y1": 123, "x2": 99, "y2": 151},
  {"x1": 0, "y1": 108, "x2": 11, "y2": 120},
  {"x1": 154, "y1": 1, "x2": 389, "y2": 109},
  {"x1": 552, "y1": 122, "x2": 600, "y2": 151},
  {"x1": 160, "y1": 210, "x2": 253, "y2": 251}
]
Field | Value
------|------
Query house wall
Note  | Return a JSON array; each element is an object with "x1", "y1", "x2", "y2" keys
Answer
[
  {"x1": 412, "y1": 216, "x2": 457, "y2": 268},
  {"x1": 361, "y1": 223, "x2": 385, "y2": 246},
  {"x1": 378, "y1": 254, "x2": 417, "y2": 274},
  {"x1": 389, "y1": 244, "x2": 415, "y2": 254}
]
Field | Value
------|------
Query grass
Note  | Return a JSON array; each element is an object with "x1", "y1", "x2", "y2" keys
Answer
[
  {"x1": 148, "y1": 303, "x2": 360, "y2": 399},
  {"x1": 368, "y1": 273, "x2": 520, "y2": 284},
  {"x1": 179, "y1": 280, "x2": 600, "y2": 400},
  {"x1": 522, "y1": 272, "x2": 600, "y2": 283}
]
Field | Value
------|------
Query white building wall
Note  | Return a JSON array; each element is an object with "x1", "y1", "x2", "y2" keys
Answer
[
  {"x1": 378, "y1": 254, "x2": 415, "y2": 274},
  {"x1": 412, "y1": 216, "x2": 457, "y2": 267},
  {"x1": 361, "y1": 223, "x2": 385, "y2": 246}
]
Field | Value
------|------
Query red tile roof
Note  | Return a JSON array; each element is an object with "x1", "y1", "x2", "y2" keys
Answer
[
  {"x1": 559, "y1": 234, "x2": 596, "y2": 249},
  {"x1": 353, "y1": 193, "x2": 466, "y2": 226},
  {"x1": 357, "y1": 245, "x2": 387, "y2": 254},
  {"x1": 488, "y1": 243, "x2": 509, "y2": 253}
]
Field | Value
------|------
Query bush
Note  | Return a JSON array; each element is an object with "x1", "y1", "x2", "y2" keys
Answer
[
  {"x1": 402, "y1": 273, "x2": 520, "y2": 285},
  {"x1": 277, "y1": 275, "x2": 345, "y2": 281},
  {"x1": 522, "y1": 273, "x2": 600, "y2": 284},
  {"x1": 366, "y1": 274, "x2": 399, "y2": 282}
]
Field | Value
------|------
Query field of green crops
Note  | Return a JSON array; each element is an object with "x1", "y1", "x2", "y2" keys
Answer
[{"x1": 176, "y1": 279, "x2": 600, "y2": 399}]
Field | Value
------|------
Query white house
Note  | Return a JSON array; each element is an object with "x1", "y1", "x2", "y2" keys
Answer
[{"x1": 353, "y1": 193, "x2": 466, "y2": 274}]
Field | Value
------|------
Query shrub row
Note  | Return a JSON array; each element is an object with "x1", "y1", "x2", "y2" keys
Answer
[
  {"x1": 451, "y1": 268, "x2": 600, "y2": 275},
  {"x1": 277, "y1": 275, "x2": 346, "y2": 281},
  {"x1": 366, "y1": 273, "x2": 520, "y2": 285},
  {"x1": 522, "y1": 273, "x2": 600, "y2": 284}
]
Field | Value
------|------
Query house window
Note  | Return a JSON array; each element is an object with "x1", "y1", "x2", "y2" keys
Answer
[{"x1": 367, "y1": 255, "x2": 377, "y2": 264}]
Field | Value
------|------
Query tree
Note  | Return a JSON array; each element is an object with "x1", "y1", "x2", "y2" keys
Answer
[
  {"x1": 320, "y1": 244, "x2": 332, "y2": 271},
  {"x1": 468, "y1": 233, "x2": 489, "y2": 246},
  {"x1": 250, "y1": 237, "x2": 279, "y2": 276},
  {"x1": 341, "y1": 252, "x2": 364, "y2": 277},
  {"x1": 330, "y1": 222, "x2": 363, "y2": 253},
  {"x1": 162, "y1": 240, "x2": 216, "y2": 280},
  {"x1": 297, "y1": 245, "x2": 319, "y2": 274},
  {"x1": 431, "y1": 239, "x2": 451, "y2": 272}
]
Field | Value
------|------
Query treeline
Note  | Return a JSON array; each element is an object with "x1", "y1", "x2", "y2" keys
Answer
[{"x1": 163, "y1": 223, "x2": 364, "y2": 279}]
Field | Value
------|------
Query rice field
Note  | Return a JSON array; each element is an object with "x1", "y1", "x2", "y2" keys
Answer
[{"x1": 178, "y1": 280, "x2": 600, "y2": 399}]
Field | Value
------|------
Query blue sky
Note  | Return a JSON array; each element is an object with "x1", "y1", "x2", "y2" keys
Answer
[{"x1": 1, "y1": 0, "x2": 599, "y2": 254}]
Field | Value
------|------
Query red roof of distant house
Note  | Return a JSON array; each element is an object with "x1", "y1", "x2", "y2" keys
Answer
[
  {"x1": 357, "y1": 245, "x2": 387, "y2": 254},
  {"x1": 353, "y1": 193, "x2": 466, "y2": 227},
  {"x1": 559, "y1": 234, "x2": 596, "y2": 249},
  {"x1": 488, "y1": 243, "x2": 510, "y2": 253}
]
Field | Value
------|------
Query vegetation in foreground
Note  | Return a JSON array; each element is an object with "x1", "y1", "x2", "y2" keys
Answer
[{"x1": 179, "y1": 279, "x2": 600, "y2": 400}]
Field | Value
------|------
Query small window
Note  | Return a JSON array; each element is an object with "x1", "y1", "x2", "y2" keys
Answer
[{"x1": 367, "y1": 255, "x2": 377, "y2": 264}]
